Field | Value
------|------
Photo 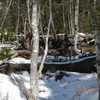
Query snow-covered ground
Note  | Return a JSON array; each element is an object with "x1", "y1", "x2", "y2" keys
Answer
[
  {"x1": 5, "y1": 51, "x2": 96, "y2": 65},
  {"x1": 0, "y1": 42, "x2": 12, "y2": 50},
  {"x1": 0, "y1": 56, "x2": 98, "y2": 100},
  {"x1": 0, "y1": 70, "x2": 98, "y2": 100},
  {"x1": 0, "y1": 32, "x2": 98, "y2": 100}
]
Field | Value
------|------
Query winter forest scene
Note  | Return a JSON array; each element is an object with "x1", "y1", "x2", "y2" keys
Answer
[{"x1": 0, "y1": 0, "x2": 100, "y2": 100}]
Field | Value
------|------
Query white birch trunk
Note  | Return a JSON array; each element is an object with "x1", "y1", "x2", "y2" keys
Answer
[
  {"x1": 69, "y1": 0, "x2": 74, "y2": 35},
  {"x1": 30, "y1": 0, "x2": 39, "y2": 100},
  {"x1": 75, "y1": 0, "x2": 79, "y2": 34},
  {"x1": 74, "y1": 32, "x2": 81, "y2": 54},
  {"x1": 74, "y1": 0, "x2": 80, "y2": 54}
]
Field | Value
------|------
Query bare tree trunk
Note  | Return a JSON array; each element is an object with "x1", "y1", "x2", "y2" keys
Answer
[
  {"x1": 73, "y1": 0, "x2": 80, "y2": 54},
  {"x1": 50, "y1": 0, "x2": 56, "y2": 47},
  {"x1": 74, "y1": 32, "x2": 80, "y2": 54},
  {"x1": 94, "y1": 0, "x2": 97, "y2": 8},
  {"x1": 68, "y1": 11, "x2": 71, "y2": 34},
  {"x1": 23, "y1": 18, "x2": 27, "y2": 38},
  {"x1": 75, "y1": 0, "x2": 79, "y2": 34},
  {"x1": 15, "y1": 0, "x2": 39, "y2": 99},
  {"x1": 69, "y1": 0, "x2": 74, "y2": 35},
  {"x1": 38, "y1": 1, "x2": 45, "y2": 46},
  {"x1": 16, "y1": 0, "x2": 20, "y2": 45},
  {"x1": 87, "y1": 0, "x2": 100, "y2": 100},
  {"x1": 26, "y1": 0, "x2": 31, "y2": 30},
  {"x1": 0, "y1": 0, "x2": 12, "y2": 29},
  {"x1": 14, "y1": 0, "x2": 50, "y2": 100},
  {"x1": 38, "y1": 0, "x2": 43, "y2": 35},
  {"x1": 82, "y1": 8, "x2": 85, "y2": 32},
  {"x1": 37, "y1": 0, "x2": 52, "y2": 78},
  {"x1": 62, "y1": 0, "x2": 67, "y2": 33},
  {"x1": 29, "y1": 0, "x2": 52, "y2": 99},
  {"x1": 30, "y1": 0, "x2": 39, "y2": 100},
  {"x1": 51, "y1": 19, "x2": 56, "y2": 46}
]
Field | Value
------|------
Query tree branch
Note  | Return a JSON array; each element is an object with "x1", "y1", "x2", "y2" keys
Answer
[{"x1": 14, "y1": 76, "x2": 33, "y2": 100}]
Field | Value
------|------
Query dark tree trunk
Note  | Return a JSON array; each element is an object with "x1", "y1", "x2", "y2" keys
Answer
[{"x1": 87, "y1": 0, "x2": 100, "y2": 99}]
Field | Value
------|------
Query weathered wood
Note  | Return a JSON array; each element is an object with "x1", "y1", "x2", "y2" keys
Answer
[
  {"x1": 9, "y1": 50, "x2": 30, "y2": 58},
  {"x1": 0, "y1": 53, "x2": 18, "y2": 65},
  {"x1": 1, "y1": 56, "x2": 96, "y2": 74},
  {"x1": 14, "y1": 76, "x2": 33, "y2": 100},
  {"x1": 10, "y1": 50, "x2": 30, "y2": 54},
  {"x1": 0, "y1": 64, "x2": 10, "y2": 74},
  {"x1": 78, "y1": 34, "x2": 94, "y2": 39}
]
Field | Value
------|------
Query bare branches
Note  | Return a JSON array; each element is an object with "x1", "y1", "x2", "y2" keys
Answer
[
  {"x1": 38, "y1": 0, "x2": 52, "y2": 75},
  {"x1": 0, "y1": 53, "x2": 18, "y2": 65},
  {"x1": 0, "y1": 0, "x2": 13, "y2": 29}
]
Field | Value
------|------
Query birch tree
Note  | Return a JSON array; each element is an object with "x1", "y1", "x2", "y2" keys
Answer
[
  {"x1": 15, "y1": 0, "x2": 39, "y2": 100},
  {"x1": 69, "y1": 0, "x2": 74, "y2": 35},
  {"x1": 75, "y1": 0, "x2": 79, "y2": 34},
  {"x1": 74, "y1": 0, "x2": 80, "y2": 54},
  {"x1": 30, "y1": 0, "x2": 39, "y2": 99},
  {"x1": 87, "y1": 0, "x2": 100, "y2": 99},
  {"x1": 15, "y1": 0, "x2": 51, "y2": 100}
]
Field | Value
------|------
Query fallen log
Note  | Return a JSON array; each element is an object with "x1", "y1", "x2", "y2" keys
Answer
[
  {"x1": 0, "y1": 53, "x2": 18, "y2": 65},
  {"x1": 78, "y1": 34, "x2": 94, "y2": 39},
  {"x1": 9, "y1": 50, "x2": 31, "y2": 59}
]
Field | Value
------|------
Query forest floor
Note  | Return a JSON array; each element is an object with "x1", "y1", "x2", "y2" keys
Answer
[{"x1": 0, "y1": 33, "x2": 98, "y2": 100}]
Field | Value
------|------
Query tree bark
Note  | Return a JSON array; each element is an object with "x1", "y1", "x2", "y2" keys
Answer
[
  {"x1": 26, "y1": 0, "x2": 31, "y2": 31},
  {"x1": 75, "y1": 0, "x2": 79, "y2": 34},
  {"x1": 14, "y1": 76, "x2": 33, "y2": 100},
  {"x1": 50, "y1": 0, "x2": 56, "y2": 47},
  {"x1": 69, "y1": 0, "x2": 74, "y2": 35},
  {"x1": 30, "y1": 0, "x2": 39, "y2": 100},
  {"x1": 87, "y1": 0, "x2": 100, "y2": 100},
  {"x1": 62, "y1": 0, "x2": 67, "y2": 34},
  {"x1": 16, "y1": 0, "x2": 20, "y2": 45},
  {"x1": 0, "y1": 0, "x2": 12, "y2": 29},
  {"x1": 38, "y1": 0, "x2": 52, "y2": 76},
  {"x1": 74, "y1": 0, "x2": 80, "y2": 54}
]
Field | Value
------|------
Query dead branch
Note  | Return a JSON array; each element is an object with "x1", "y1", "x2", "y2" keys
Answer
[
  {"x1": 9, "y1": 50, "x2": 30, "y2": 58},
  {"x1": 78, "y1": 34, "x2": 94, "y2": 40},
  {"x1": 0, "y1": 0, "x2": 13, "y2": 29},
  {"x1": 14, "y1": 76, "x2": 33, "y2": 100},
  {"x1": 0, "y1": 53, "x2": 18, "y2": 65}
]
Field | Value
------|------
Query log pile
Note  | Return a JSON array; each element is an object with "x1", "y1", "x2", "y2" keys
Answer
[{"x1": 0, "y1": 33, "x2": 97, "y2": 74}]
